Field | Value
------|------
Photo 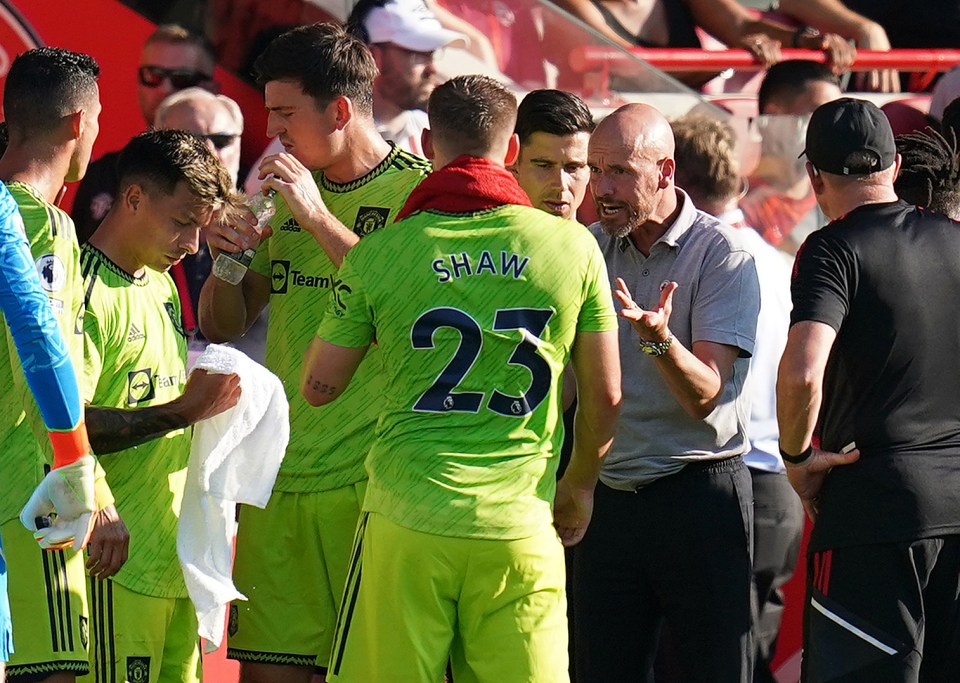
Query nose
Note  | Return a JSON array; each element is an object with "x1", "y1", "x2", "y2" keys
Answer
[
  {"x1": 591, "y1": 171, "x2": 612, "y2": 198},
  {"x1": 181, "y1": 227, "x2": 201, "y2": 256},
  {"x1": 265, "y1": 112, "x2": 283, "y2": 138}
]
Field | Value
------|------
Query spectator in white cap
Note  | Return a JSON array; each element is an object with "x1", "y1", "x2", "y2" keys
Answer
[{"x1": 347, "y1": 0, "x2": 467, "y2": 156}]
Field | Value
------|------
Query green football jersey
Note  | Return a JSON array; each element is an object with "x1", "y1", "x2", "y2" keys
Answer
[
  {"x1": 316, "y1": 204, "x2": 618, "y2": 540},
  {"x1": 81, "y1": 245, "x2": 190, "y2": 599},
  {"x1": 249, "y1": 145, "x2": 429, "y2": 493},
  {"x1": 0, "y1": 181, "x2": 85, "y2": 524}
]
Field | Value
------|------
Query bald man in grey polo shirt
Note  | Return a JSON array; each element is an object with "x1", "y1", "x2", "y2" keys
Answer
[{"x1": 571, "y1": 103, "x2": 761, "y2": 683}]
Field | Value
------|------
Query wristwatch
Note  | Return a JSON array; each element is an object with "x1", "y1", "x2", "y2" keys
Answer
[{"x1": 638, "y1": 336, "x2": 673, "y2": 356}]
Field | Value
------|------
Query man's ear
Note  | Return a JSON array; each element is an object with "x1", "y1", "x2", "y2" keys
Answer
[
  {"x1": 805, "y1": 161, "x2": 824, "y2": 194},
  {"x1": 658, "y1": 157, "x2": 675, "y2": 189},
  {"x1": 67, "y1": 110, "x2": 84, "y2": 141},
  {"x1": 333, "y1": 96, "x2": 353, "y2": 131},
  {"x1": 421, "y1": 128, "x2": 434, "y2": 161},
  {"x1": 504, "y1": 132, "x2": 519, "y2": 167},
  {"x1": 122, "y1": 183, "x2": 144, "y2": 213}
]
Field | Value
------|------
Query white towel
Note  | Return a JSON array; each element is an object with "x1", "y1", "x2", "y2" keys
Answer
[{"x1": 176, "y1": 344, "x2": 288, "y2": 653}]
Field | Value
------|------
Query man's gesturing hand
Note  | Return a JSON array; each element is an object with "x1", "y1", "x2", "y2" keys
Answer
[{"x1": 614, "y1": 277, "x2": 677, "y2": 342}]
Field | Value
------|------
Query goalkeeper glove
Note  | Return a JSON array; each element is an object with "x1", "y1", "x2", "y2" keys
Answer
[{"x1": 20, "y1": 454, "x2": 97, "y2": 551}]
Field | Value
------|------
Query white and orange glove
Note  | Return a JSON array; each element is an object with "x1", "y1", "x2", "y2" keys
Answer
[{"x1": 20, "y1": 425, "x2": 98, "y2": 552}]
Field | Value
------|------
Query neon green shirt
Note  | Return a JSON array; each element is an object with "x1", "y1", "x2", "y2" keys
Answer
[
  {"x1": 317, "y1": 204, "x2": 618, "y2": 540},
  {"x1": 0, "y1": 182, "x2": 85, "y2": 524},
  {"x1": 81, "y1": 245, "x2": 189, "y2": 599},
  {"x1": 249, "y1": 145, "x2": 429, "y2": 492}
]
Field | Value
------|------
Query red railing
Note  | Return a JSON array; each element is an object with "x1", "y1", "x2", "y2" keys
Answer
[{"x1": 569, "y1": 47, "x2": 960, "y2": 73}]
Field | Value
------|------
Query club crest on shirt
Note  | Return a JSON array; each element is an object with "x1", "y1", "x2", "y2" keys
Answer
[
  {"x1": 126, "y1": 656, "x2": 150, "y2": 683},
  {"x1": 35, "y1": 253, "x2": 66, "y2": 292},
  {"x1": 353, "y1": 206, "x2": 389, "y2": 237},
  {"x1": 127, "y1": 368, "x2": 155, "y2": 405}
]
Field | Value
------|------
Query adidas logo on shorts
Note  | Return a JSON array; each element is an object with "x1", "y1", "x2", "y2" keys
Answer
[{"x1": 127, "y1": 324, "x2": 145, "y2": 343}]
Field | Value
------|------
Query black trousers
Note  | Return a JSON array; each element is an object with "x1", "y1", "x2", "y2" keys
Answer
[
  {"x1": 751, "y1": 468, "x2": 804, "y2": 683},
  {"x1": 803, "y1": 537, "x2": 960, "y2": 682},
  {"x1": 572, "y1": 456, "x2": 754, "y2": 683}
]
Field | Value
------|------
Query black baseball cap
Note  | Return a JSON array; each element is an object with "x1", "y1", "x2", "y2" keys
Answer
[{"x1": 800, "y1": 97, "x2": 896, "y2": 175}]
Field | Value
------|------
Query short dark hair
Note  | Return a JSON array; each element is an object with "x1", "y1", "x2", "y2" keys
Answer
[
  {"x1": 254, "y1": 22, "x2": 378, "y2": 116},
  {"x1": 345, "y1": 0, "x2": 389, "y2": 44},
  {"x1": 117, "y1": 129, "x2": 235, "y2": 209},
  {"x1": 428, "y1": 75, "x2": 517, "y2": 158},
  {"x1": 515, "y1": 89, "x2": 594, "y2": 145},
  {"x1": 3, "y1": 47, "x2": 99, "y2": 139},
  {"x1": 758, "y1": 60, "x2": 839, "y2": 114},
  {"x1": 895, "y1": 127, "x2": 960, "y2": 220},
  {"x1": 671, "y1": 115, "x2": 740, "y2": 209}
]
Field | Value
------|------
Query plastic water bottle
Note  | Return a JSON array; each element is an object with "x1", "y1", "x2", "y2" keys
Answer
[{"x1": 212, "y1": 191, "x2": 276, "y2": 285}]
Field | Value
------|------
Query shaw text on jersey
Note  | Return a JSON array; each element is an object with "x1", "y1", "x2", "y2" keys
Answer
[{"x1": 432, "y1": 250, "x2": 530, "y2": 283}]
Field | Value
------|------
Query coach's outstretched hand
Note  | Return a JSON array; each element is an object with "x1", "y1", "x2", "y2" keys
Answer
[
  {"x1": 554, "y1": 477, "x2": 595, "y2": 547},
  {"x1": 614, "y1": 277, "x2": 676, "y2": 344},
  {"x1": 20, "y1": 455, "x2": 97, "y2": 551}
]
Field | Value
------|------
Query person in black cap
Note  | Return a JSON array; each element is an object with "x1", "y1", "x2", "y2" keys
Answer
[{"x1": 777, "y1": 96, "x2": 960, "y2": 681}]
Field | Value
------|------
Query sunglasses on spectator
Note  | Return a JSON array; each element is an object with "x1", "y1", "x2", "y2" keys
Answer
[
  {"x1": 198, "y1": 133, "x2": 240, "y2": 150},
  {"x1": 138, "y1": 65, "x2": 212, "y2": 89}
]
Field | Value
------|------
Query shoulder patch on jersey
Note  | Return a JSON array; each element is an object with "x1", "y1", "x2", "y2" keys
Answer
[
  {"x1": 35, "y1": 253, "x2": 66, "y2": 292},
  {"x1": 353, "y1": 206, "x2": 389, "y2": 237}
]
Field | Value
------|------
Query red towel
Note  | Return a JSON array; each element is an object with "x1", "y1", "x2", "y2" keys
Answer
[{"x1": 396, "y1": 155, "x2": 531, "y2": 221}]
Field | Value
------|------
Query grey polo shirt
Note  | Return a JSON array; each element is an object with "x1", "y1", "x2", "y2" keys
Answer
[{"x1": 590, "y1": 189, "x2": 760, "y2": 490}]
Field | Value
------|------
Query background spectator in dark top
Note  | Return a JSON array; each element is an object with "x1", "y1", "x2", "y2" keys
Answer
[{"x1": 71, "y1": 24, "x2": 218, "y2": 244}]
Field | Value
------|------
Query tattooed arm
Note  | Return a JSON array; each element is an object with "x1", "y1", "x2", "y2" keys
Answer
[
  {"x1": 301, "y1": 339, "x2": 368, "y2": 407},
  {"x1": 86, "y1": 369, "x2": 242, "y2": 455}
]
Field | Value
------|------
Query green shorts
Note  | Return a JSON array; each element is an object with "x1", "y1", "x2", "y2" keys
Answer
[
  {"x1": 228, "y1": 482, "x2": 365, "y2": 669},
  {"x1": 78, "y1": 579, "x2": 200, "y2": 683},
  {"x1": 1, "y1": 517, "x2": 90, "y2": 680},
  {"x1": 328, "y1": 512, "x2": 569, "y2": 683}
]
